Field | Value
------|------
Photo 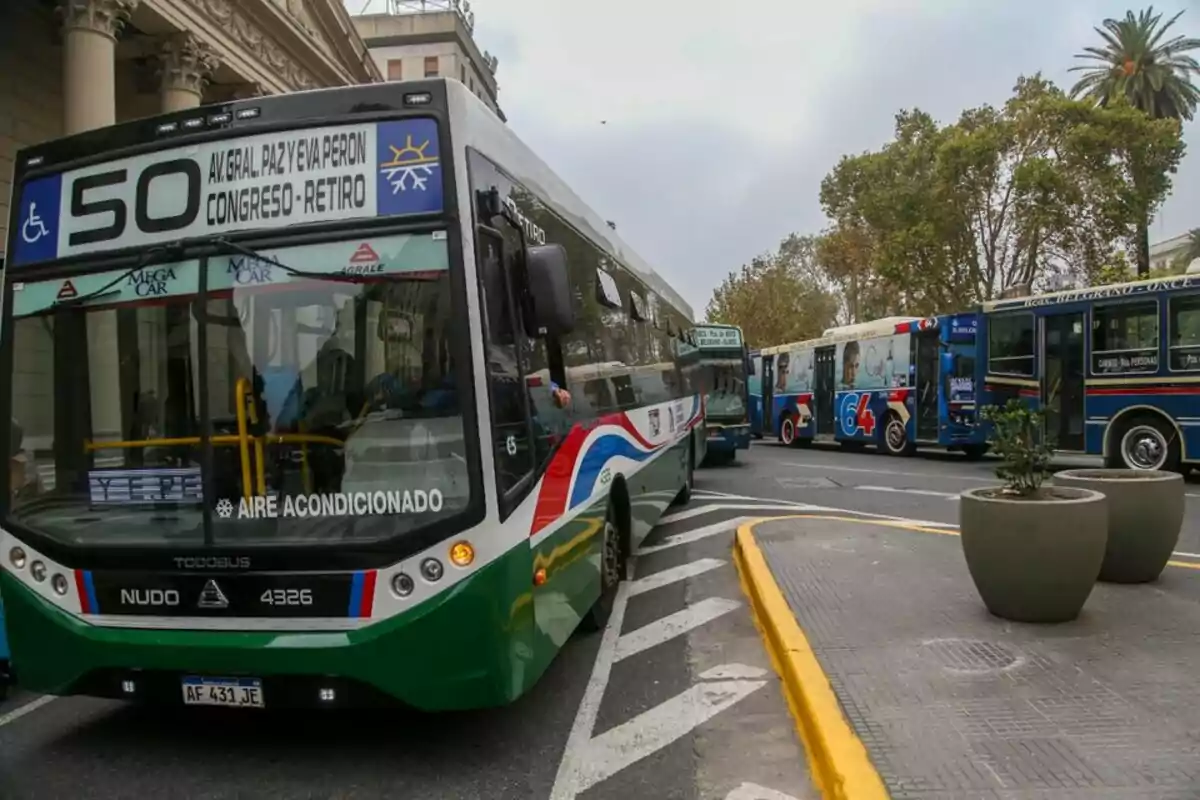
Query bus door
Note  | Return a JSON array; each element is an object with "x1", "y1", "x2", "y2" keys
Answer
[
  {"x1": 814, "y1": 346, "x2": 836, "y2": 436},
  {"x1": 1041, "y1": 312, "x2": 1086, "y2": 451},
  {"x1": 914, "y1": 330, "x2": 940, "y2": 441}
]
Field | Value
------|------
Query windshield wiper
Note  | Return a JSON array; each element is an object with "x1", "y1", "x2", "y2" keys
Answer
[
  {"x1": 50, "y1": 243, "x2": 185, "y2": 309},
  {"x1": 207, "y1": 237, "x2": 371, "y2": 284}
]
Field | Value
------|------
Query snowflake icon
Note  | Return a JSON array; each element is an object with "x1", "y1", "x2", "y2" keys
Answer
[
  {"x1": 379, "y1": 134, "x2": 439, "y2": 194},
  {"x1": 216, "y1": 498, "x2": 233, "y2": 519}
]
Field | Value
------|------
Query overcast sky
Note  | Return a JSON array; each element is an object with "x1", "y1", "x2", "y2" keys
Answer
[{"x1": 351, "y1": 1, "x2": 1199, "y2": 317}]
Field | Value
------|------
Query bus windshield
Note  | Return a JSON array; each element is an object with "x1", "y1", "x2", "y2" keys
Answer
[
  {"x1": 8, "y1": 232, "x2": 470, "y2": 547},
  {"x1": 702, "y1": 357, "x2": 747, "y2": 420}
]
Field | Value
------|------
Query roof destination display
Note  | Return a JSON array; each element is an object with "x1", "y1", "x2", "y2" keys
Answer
[{"x1": 10, "y1": 118, "x2": 444, "y2": 267}]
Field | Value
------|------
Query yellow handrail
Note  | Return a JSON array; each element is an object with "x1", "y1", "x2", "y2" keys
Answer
[
  {"x1": 235, "y1": 378, "x2": 253, "y2": 501},
  {"x1": 84, "y1": 432, "x2": 344, "y2": 451}
]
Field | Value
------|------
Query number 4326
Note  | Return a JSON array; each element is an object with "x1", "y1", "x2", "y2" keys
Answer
[{"x1": 260, "y1": 588, "x2": 313, "y2": 606}]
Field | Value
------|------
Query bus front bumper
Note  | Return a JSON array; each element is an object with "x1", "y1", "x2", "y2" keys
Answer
[{"x1": 0, "y1": 546, "x2": 536, "y2": 711}]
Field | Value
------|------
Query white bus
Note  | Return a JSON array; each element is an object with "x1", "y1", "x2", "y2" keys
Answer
[{"x1": 0, "y1": 78, "x2": 702, "y2": 711}]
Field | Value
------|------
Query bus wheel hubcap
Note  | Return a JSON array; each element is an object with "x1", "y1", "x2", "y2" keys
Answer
[
  {"x1": 782, "y1": 420, "x2": 794, "y2": 443},
  {"x1": 1123, "y1": 426, "x2": 1166, "y2": 470},
  {"x1": 886, "y1": 420, "x2": 906, "y2": 451}
]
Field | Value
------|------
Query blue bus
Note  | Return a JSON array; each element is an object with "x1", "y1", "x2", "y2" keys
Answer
[
  {"x1": 978, "y1": 272, "x2": 1200, "y2": 472},
  {"x1": 684, "y1": 325, "x2": 751, "y2": 464},
  {"x1": 755, "y1": 313, "x2": 987, "y2": 457}
]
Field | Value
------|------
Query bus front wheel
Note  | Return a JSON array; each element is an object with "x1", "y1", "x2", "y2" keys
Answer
[{"x1": 581, "y1": 498, "x2": 628, "y2": 632}]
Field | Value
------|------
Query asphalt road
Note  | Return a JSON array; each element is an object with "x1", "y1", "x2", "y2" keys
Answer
[{"x1": 2, "y1": 441, "x2": 1197, "y2": 799}]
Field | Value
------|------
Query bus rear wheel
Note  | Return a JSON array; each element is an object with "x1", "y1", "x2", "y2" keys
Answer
[
  {"x1": 882, "y1": 413, "x2": 915, "y2": 457},
  {"x1": 780, "y1": 415, "x2": 797, "y2": 446},
  {"x1": 1115, "y1": 416, "x2": 1181, "y2": 473},
  {"x1": 581, "y1": 500, "x2": 627, "y2": 632}
]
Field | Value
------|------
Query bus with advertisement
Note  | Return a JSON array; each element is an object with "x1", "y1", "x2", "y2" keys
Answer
[
  {"x1": 978, "y1": 271, "x2": 1200, "y2": 472},
  {"x1": 755, "y1": 313, "x2": 987, "y2": 457},
  {"x1": 685, "y1": 324, "x2": 750, "y2": 464},
  {"x1": 0, "y1": 78, "x2": 704, "y2": 711}
]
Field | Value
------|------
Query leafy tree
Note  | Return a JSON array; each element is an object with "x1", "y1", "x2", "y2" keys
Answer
[
  {"x1": 815, "y1": 74, "x2": 1183, "y2": 307},
  {"x1": 705, "y1": 234, "x2": 839, "y2": 347},
  {"x1": 1070, "y1": 6, "x2": 1200, "y2": 274}
]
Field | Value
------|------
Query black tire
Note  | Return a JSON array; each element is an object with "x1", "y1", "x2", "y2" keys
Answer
[
  {"x1": 1113, "y1": 414, "x2": 1182, "y2": 473},
  {"x1": 962, "y1": 444, "x2": 989, "y2": 460},
  {"x1": 673, "y1": 436, "x2": 694, "y2": 506},
  {"x1": 881, "y1": 412, "x2": 915, "y2": 457},
  {"x1": 779, "y1": 414, "x2": 797, "y2": 446},
  {"x1": 580, "y1": 500, "x2": 626, "y2": 632}
]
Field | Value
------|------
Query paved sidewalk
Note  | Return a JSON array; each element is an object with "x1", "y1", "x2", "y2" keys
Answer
[{"x1": 750, "y1": 514, "x2": 1200, "y2": 800}]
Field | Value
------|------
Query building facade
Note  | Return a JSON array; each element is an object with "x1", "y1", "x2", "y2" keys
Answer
[
  {"x1": 1150, "y1": 231, "x2": 1195, "y2": 273},
  {"x1": 1, "y1": 0, "x2": 382, "y2": 258},
  {"x1": 353, "y1": 5, "x2": 504, "y2": 121}
]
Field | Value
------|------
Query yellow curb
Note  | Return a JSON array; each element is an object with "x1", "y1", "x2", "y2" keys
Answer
[
  {"x1": 734, "y1": 516, "x2": 889, "y2": 800},
  {"x1": 734, "y1": 510, "x2": 1200, "y2": 799}
]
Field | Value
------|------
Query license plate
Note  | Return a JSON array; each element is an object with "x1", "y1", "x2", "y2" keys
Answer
[{"x1": 181, "y1": 676, "x2": 264, "y2": 708}]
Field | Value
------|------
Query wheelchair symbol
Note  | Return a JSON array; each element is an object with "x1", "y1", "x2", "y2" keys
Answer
[{"x1": 21, "y1": 202, "x2": 50, "y2": 244}]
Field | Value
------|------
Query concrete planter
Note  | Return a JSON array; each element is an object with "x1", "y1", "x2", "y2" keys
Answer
[
  {"x1": 1052, "y1": 469, "x2": 1184, "y2": 583},
  {"x1": 959, "y1": 486, "x2": 1107, "y2": 623}
]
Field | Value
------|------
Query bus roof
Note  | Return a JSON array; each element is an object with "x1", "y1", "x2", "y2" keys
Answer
[
  {"x1": 982, "y1": 272, "x2": 1200, "y2": 313},
  {"x1": 760, "y1": 316, "x2": 918, "y2": 356},
  {"x1": 446, "y1": 80, "x2": 693, "y2": 322}
]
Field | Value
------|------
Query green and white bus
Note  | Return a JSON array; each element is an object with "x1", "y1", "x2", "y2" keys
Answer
[{"x1": 0, "y1": 79, "x2": 702, "y2": 711}]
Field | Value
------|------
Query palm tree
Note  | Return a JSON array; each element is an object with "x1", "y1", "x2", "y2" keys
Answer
[{"x1": 1069, "y1": 7, "x2": 1200, "y2": 276}]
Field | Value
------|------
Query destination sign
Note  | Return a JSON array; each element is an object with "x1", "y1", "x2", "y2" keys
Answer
[
  {"x1": 987, "y1": 274, "x2": 1200, "y2": 312},
  {"x1": 10, "y1": 119, "x2": 443, "y2": 267},
  {"x1": 693, "y1": 326, "x2": 743, "y2": 349}
]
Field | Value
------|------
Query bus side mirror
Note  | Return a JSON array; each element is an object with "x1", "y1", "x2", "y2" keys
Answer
[{"x1": 524, "y1": 244, "x2": 575, "y2": 337}]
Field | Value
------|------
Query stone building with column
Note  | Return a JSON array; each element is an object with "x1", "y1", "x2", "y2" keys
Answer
[{"x1": 1, "y1": 0, "x2": 382, "y2": 258}]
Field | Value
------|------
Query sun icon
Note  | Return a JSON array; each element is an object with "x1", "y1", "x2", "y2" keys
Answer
[{"x1": 379, "y1": 134, "x2": 440, "y2": 193}]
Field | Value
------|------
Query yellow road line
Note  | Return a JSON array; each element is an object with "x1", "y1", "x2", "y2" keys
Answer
[{"x1": 734, "y1": 516, "x2": 889, "y2": 800}]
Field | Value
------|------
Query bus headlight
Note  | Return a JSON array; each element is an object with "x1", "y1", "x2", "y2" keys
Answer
[
  {"x1": 420, "y1": 558, "x2": 443, "y2": 582},
  {"x1": 30, "y1": 560, "x2": 47, "y2": 582},
  {"x1": 51, "y1": 573, "x2": 69, "y2": 595},
  {"x1": 9, "y1": 546, "x2": 26, "y2": 569},
  {"x1": 391, "y1": 572, "x2": 414, "y2": 598}
]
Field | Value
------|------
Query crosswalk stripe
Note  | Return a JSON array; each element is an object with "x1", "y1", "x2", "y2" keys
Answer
[
  {"x1": 636, "y1": 517, "x2": 754, "y2": 555},
  {"x1": 659, "y1": 503, "x2": 816, "y2": 525},
  {"x1": 614, "y1": 597, "x2": 741, "y2": 662},
  {"x1": 628, "y1": 558, "x2": 725, "y2": 596},
  {"x1": 568, "y1": 667, "x2": 767, "y2": 794}
]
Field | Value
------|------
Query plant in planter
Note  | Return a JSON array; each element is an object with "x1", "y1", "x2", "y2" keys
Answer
[
  {"x1": 959, "y1": 400, "x2": 1108, "y2": 623},
  {"x1": 1052, "y1": 467, "x2": 1184, "y2": 583}
]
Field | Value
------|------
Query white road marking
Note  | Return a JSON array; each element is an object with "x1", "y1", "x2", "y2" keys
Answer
[
  {"x1": 637, "y1": 517, "x2": 755, "y2": 555},
  {"x1": 568, "y1": 670, "x2": 768, "y2": 794},
  {"x1": 693, "y1": 489, "x2": 801, "y2": 503},
  {"x1": 857, "y1": 485, "x2": 961, "y2": 500},
  {"x1": 614, "y1": 597, "x2": 742, "y2": 662},
  {"x1": 726, "y1": 782, "x2": 802, "y2": 800},
  {"x1": 0, "y1": 695, "x2": 56, "y2": 728},
  {"x1": 784, "y1": 461, "x2": 994, "y2": 482},
  {"x1": 659, "y1": 503, "x2": 814, "y2": 525},
  {"x1": 550, "y1": 567, "x2": 633, "y2": 800},
  {"x1": 628, "y1": 559, "x2": 726, "y2": 596},
  {"x1": 700, "y1": 663, "x2": 768, "y2": 680},
  {"x1": 1175, "y1": 550, "x2": 1200, "y2": 559}
]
